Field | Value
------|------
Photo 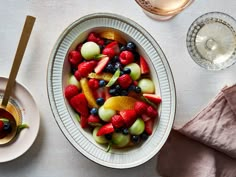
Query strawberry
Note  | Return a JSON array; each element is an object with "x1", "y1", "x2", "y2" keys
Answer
[
  {"x1": 78, "y1": 60, "x2": 97, "y2": 77},
  {"x1": 87, "y1": 115, "x2": 102, "y2": 126},
  {"x1": 88, "y1": 78, "x2": 99, "y2": 90},
  {"x1": 104, "y1": 41, "x2": 120, "y2": 55},
  {"x1": 80, "y1": 115, "x2": 88, "y2": 128},
  {"x1": 87, "y1": 32, "x2": 99, "y2": 43},
  {"x1": 117, "y1": 74, "x2": 132, "y2": 89},
  {"x1": 143, "y1": 93, "x2": 162, "y2": 105},
  {"x1": 74, "y1": 70, "x2": 82, "y2": 81},
  {"x1": 111, "y1": 115, "x2": 125, "y2": 128},
  {"x1": 0, "y1": 120, "x2": 4, "y2": 131},
  {"x1": 119, "y1": 110, "x2": 137, "y2": 127},
  {"x1": 68, "y1": 50, "x2": 82, "y2": 66},
  {"x1": 119, "y1": 50, "x2": 134, "y2": 65},
  {"x1": 134, "y1": 101, "x2": 148, "y2": 115},
  {"x1": 97, "y1": 122, "x2": 114, "y2": 136},
  {"x1": 145, "y1": 118, "x2": 154, "y2": 135},
  {"x1": 69, "y1": 93, "x2": 89, "y2": 117},
  {"x1": 141, "y1": 114, "x2": 151, "y2": 122},
  {"x1": 140, "y1": 56, "x2": 150, "y2": 74},
  {"x1": 76, "y1": 43, "x2": 83, "y2": 52},
  {"x1": 94, "y1": 56, "x2": 110, "y2": 74},
  {"x1": 64, "y1": 85, "x2": 79, "y2": 100},
  {"x1": 87, "y1": 32, "x2": 105, "y2": 46},
  {"x1": 102, "y1": 47, "x2": 116, "y2": 58},
  {"x1": 146, "y1": 106, "x2": 158, "y2": 118}
]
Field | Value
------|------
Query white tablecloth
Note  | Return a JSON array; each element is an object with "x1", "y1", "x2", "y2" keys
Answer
[{"x1": 0, "y1": 0, "x2": 235, "y2": 176}]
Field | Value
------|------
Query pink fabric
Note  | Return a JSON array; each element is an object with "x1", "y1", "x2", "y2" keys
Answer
[{"x1": 157, "y1": 85, "x2": 236, "y2": 177}]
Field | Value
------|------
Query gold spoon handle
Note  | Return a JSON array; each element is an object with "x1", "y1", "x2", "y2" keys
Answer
[{"x1": 1, "y1": 15, "x2": 36, "y2": 107}]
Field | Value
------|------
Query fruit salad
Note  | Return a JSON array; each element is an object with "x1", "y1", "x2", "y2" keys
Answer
[{"x1": 64, "y1": 31, "x2": 162, "y2": 150}]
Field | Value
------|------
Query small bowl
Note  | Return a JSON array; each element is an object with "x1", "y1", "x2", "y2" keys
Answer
[{"x1": 47, "y1": 13, "x2": 176, "y2": 169}]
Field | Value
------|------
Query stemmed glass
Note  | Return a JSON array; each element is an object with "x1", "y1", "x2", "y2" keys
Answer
[{"x1": 186, "y1": 12, "x2": 236, "y2": 70}]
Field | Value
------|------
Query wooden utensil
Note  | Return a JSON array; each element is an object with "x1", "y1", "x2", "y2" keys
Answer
[{"x1": 1, "y1": 15, "x2": 35, "y2": 107}]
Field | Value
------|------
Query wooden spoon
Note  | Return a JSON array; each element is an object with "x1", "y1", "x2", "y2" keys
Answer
[{"x1": 0, "y1": 15, "x2": 35, "y2": 145}]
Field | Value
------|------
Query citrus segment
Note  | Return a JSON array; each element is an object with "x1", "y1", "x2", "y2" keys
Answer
[
  {"x1": 88, "y1": 72, "x2": 113, "y2": 82},
  {"x1": 103, "y1": 96, "x2": 138, "y2": 111},
  {"x1": 80, "y1": 78, "x2": 99, "y2": 108}
]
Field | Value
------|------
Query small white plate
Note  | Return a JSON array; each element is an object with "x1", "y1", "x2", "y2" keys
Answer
[{"x1": 0, "y1": 77, "x2": 40, "y2": 163}]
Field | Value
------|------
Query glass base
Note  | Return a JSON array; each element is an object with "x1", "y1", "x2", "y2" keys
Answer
[{"x1": 186, "y1": 12, "x2": 236, "y2": 71}]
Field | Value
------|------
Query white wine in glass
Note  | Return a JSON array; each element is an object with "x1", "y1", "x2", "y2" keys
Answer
[
  {"x1": 135, "y1": 0, "x2": 193, "y2": 20},
  {"x1": 186, "y1": 12, "x2": 236, "y2": 70}
]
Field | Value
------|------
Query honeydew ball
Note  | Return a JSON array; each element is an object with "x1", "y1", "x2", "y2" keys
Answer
[
  {"x1": 124, "y1": 63, "x2": 141, "y2": 80},
  {"x1": 98, "y1": 105, "x2": 116, "y2": 122},
  {"x1": 68, "y1": 75, "x2": 81, "y2": 90},
  {"x1": 93, "y1": 127, "x2": 108, "y2": 144},
  {"x1": 138, "y1": 78, "x2": 155, "y2": 93},
  {"x1": 81, "y1": 41, "x2": 100, "y2": 60},
  {"x1": 112, "y1": 132, "x2": 130, "y2": 148},
  {"x1": 129, "y1": 118, "x2": 145, "y2": 135}
]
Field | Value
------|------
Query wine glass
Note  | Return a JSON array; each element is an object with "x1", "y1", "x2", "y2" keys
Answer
[
  {"x1": 135, "y1": 0, "x2": 193, "y2": 21},
  {"x1": 186, "y1": 12, "x2": 236, "y2": 70}
]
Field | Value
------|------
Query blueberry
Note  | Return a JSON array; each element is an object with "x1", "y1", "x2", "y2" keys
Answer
[
  {"x1": 90, "y1": 108, "x2": 98, "y2": 115},
  {"x1": 122, "y1": 128, "x2": 129, "y2": 135},
  {"x1": 105, "y1": 63, "x2": 114, "y2": 73},
  {"x1": 128, "y1": 85, "x2": 136, "y2": 92},
  {"x1": 135, "y1": 86, "x2": 142, "y2": 93},
  {"x1": 115, "y1": 85, "x2": 121, "y2": 92},
  {"x1": 120, "y1": 45, "x2": 127, "y2": 52},
  {"x1": 3, "y1": 122, "x2": 11, "y2": 132},
  {"x1": 133, "y1": 52, "x2": 140, "y2": 62},
  {"x1": 105, "y1": 134, "x2": 112, "y2": 140},
  {"x1": 131, "y1": 135, "x2": 140, "y2": 144},
  {"x1": 112, "y1": 55, "x2": 120, "y2": 63},
  {"x1": 96, "y1": 97, "x2": 105, "y2": 106},
  {"x1": 114, "y1": 62, "x2": 122, "y2": 70},
  {"x1": 99, "y1": 80, "x2": 106, "y2": 87},
  {"x1": 123, "y1": 68, "x2": 131, "y2": 74},
  {"x1": 121, "y1": 90, "x2": 128, "y2": 96},
  {"x1": 109, "y1": 88, "x2": 117, "y2": 96},
  {"x1": 140, "y1": 132, "x2": 149, "y2": 140},
  {"x1": 126, "y1": 42, "x2": 136, "y2": 51},
  {"x1": 99, "y1": 45, "x2": 104, "y2": 51}
]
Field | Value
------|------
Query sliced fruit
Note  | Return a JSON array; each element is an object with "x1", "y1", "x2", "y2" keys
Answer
[
  {"x1": 140, "y1": 56, "x2": 150, "y2": 74},
  {"x1": 80, "y1": 78, "x2": 99, "y2": 108},
  {"x1": 80, "y1": 115, "x2": 88, "y2": 128},
  {"x1": 129, "y1": 118, "x2": 145, "y2": 135},
  {"x1": 78, "y1": 60, "x2": 97, "y2": 77},
  {"x1": 81, "y1": 41, "x2": 100, "y2": 60},
  {"x1": 64, "y1": 85, "x2": 79, "y2": 100},
  {"x1": 103, "y1": 96, "x2": 138, "y2": 111},
  {"x1": 111, "y1": 115, "x2": 125, "y2": 128},
  {"x1": 143, "y1": 93, "x2": 162, "y2": 105},
  {"x1": 112, "y1": 132, "x2": 130, "y2": 148},
  {"x1": 145, "y1": 118, "x2": 154, "y2": 135},
  {"x1": 104, "y1": 41, "x2": 120, "y2": 55},
  {"x1": 88, "y1": 72, "x2": 113, "y2": 82},
  {"x1": 68, "y1": 75, "x2": 81, "y2": 90},
  {"x1": 88, "y1": 115, "x2": 102, "y2": 127},
  {"x1": 106, "y1": 69, "x2": 120, "y2": 87},
  {"x1": 69, "y1": 93, "x2": 89, "y2": 117},
  {"x1": 93, "y1": 127, "x2": 109, "y2": 144},
  {"x1": 138, "y1": 78, "x2": 155, "y2": 93},
  {"x1": 97, "y1": 122, "x2": 114, "y2": 136},
  {"x1": 124, "y1": 63, "x2": 141, "y2": 80},
  {"x1": 94, "y1": 56, "x2": 110, "y2": 74},
  {"x1": 120, "y1": 109, "x2": 137, "y2": 127},
  {"x1": 146, "y1": 106, "x2": 158, "y2": 118},
  {"x1": 98, "y1": 31, "x2": 126, "y2": 44},
  {"x1": 134, "y1": 101, "x2": 148, "y2": 115},
  {"x1": 98, "y1": 105, "x2": 116, "y2": 122}
]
